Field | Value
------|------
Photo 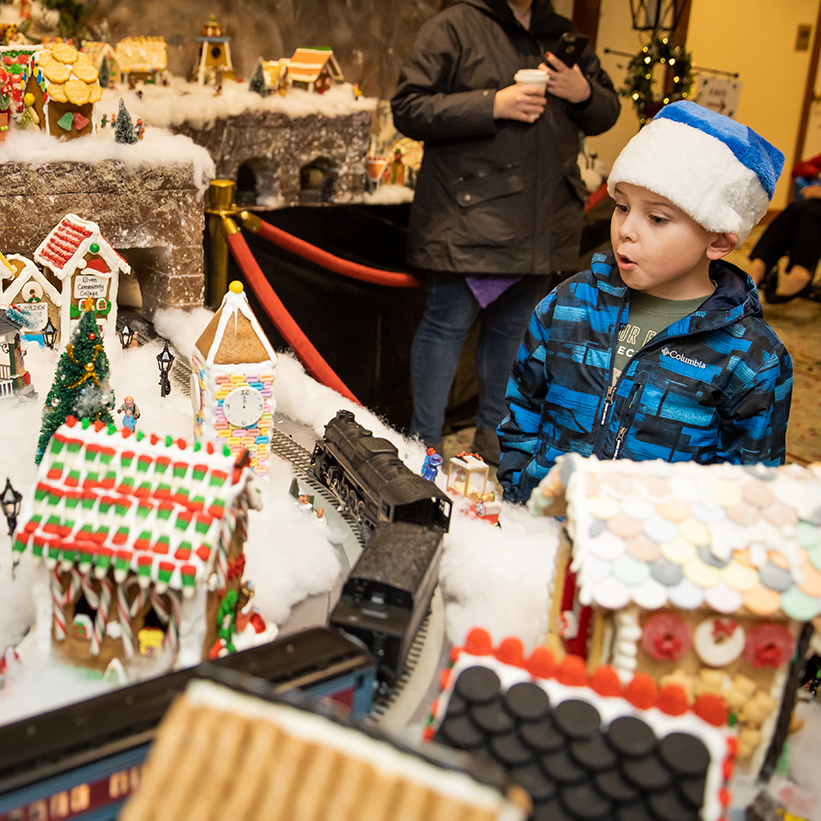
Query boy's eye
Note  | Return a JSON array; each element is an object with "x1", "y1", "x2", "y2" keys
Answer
[
  {"x1": 615, "y1": 203, "x2": 628, "y2": 213},
  {"x1": 649, "y1": 214, "x2": 669, "y2": 225}
]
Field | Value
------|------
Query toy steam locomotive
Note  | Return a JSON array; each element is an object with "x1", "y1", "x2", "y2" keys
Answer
[{"x1": 310, "y1": 410, "x2": 452, "y2": 539}]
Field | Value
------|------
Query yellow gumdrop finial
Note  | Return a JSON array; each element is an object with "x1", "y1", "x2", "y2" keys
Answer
[
  {"x1": 229, "y1": 281, "x2": 244, "y2": 294},
  {"x1": 24, "y1": 92, "x2": 34, "y2": 107}
]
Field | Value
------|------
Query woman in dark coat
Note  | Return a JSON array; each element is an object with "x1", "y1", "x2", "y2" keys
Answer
[{"x1": 391, "y1": 0, "x2": 620, "y2": 461}]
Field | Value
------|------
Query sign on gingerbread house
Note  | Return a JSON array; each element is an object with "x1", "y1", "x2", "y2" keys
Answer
[
  {"x1": 34, "y1": 214, "x2": 130, "y2": 347},
  {"x1": 13, "y1": 416, "x2": 261, "y2": 675},
  {"x1": 0, "y1": 252, "x2": 61, "y2": 338},
  {"x1": 191, "y1": 282, "x2": 276, "y2": 477},
  {"x1": 531, "y1": 455, "x2": 821, "y2": 775}
]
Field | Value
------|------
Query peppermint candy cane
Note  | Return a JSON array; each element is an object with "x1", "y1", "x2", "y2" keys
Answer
[
  {"x1": 51, "y1": 567, "x2": 81, "y2": 642},
  {"x1": 117, "y1": 576, "x2": 147, "y2": 660},
  {"x1": 149, "y1": 588, "x2": 181, "y2": 656},
  {"x1": 79, "y1": 573, "x2": 113, "y2": 657}
]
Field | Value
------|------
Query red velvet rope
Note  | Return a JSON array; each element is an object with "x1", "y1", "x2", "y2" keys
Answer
[
  {"x1": 254, "y1": 219, "x2": 423, "y2": 288},
  {"x1": 226, "y1": 232, "x2": 361, "y2": 405}
]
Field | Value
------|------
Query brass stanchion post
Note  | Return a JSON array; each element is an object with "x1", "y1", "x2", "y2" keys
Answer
[{"x1": 205, "y1": 180, "x2": 238, "y2": 308}]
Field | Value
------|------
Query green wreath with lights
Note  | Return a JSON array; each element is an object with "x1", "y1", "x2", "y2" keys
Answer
[{"x1": 621, "y1": 32, "x2": 694, "y2": 126}]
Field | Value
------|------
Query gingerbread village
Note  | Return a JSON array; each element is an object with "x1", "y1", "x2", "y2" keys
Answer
[{"x1": 0, "y1": 6, "x2": 819, "y2": 821}]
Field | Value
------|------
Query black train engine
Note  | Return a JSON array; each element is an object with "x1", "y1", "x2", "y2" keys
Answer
[
  {"x1": 310, "y1": 410, "x2": 451, "y2": 538},
  {"x1": 331, "y1": 521, "x2": 444, "y2": 684}
]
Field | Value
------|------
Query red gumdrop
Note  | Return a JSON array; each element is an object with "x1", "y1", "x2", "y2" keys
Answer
[
  {"x1": 694, "y1": 693, "x2": 728, "y2": 727},
  {"x1": 464, "y1": 628, "x2": 493, "y2": 656},
  {"x1": 176, "y1": 438, "x2": 187, "y2": 450},
  {"x1": 150, "y1": 433, "x2": 160, "y2": 445},
  {"x1": 439, "y1": 669, "x2": 451, "y2": 691},
  {"x1": 588, "y1": 665, "x2": 622, "y2": 697},
  {"x1": 656, "y1": 684, "x2": 689, "y2": 716},
  {"x1": 624, "y1": 674, "x2": 657, "y2": 709},
  {"x1": 525, "y1": 646, "x2": 555, "y2": 680},
  {"x1": 94, "y1": 420, "x2": 105, "y2": 432},
  {"x1": 121, "y1": 428, "x2": 131, "y2": 438},
  {"x1": 719, "y1": 789, "x2": 731, "y2": 808},
  {"x1": 449, "y1": 646, "x2": 462, "y2": 664},
  {"x1": 429, "y1": 699, "x2": 439, "y2": 717},
  {"x1": 723, "y1": 759, "x2": 735, "y2": 780},
  {"x1": 496, "y1": 637, "x2": 525, "y2": 666},
  {"x1": 422, "y1": 726, "x2": 435, "y2": 741},
  {"x1": 66, "y1": 415, "x2": 77, "y2": 427},
  {"x1": 726, "y1": 737, "x2": 739, "y2": 758},
  {"x1": 556, "y1": 655, "x2": 587, "y2": 686}
]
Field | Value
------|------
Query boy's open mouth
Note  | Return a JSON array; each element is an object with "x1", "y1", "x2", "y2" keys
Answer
[{"x1": 616, "y1": 253, "x2": 636, "y2": 269}]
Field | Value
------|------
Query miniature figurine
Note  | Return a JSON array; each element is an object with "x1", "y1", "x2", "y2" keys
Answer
[
  {"x1": 446, "y1": 451, "x2": 501, "y2": 525},
  {"x1": 117, "y1": 394, "x2": 140, "y2": 431},
  {"x1": 136, "y1": 89, "x2": 143, "y2": 101},
  {"x1": 421, "y1": 447, "x2": 443, "y2": 483},
  {"x1": 135, "y1": 118, "x2": 145, "y2": 140},
  {"x1": 99, "y1": 113, "x2": 108, "y2": 128}
]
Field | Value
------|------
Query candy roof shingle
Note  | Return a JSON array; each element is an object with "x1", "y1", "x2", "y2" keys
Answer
[
  {"x1": 14, "y1": 416, "x2": 256, "y2": 594},
  {"x1": 532, "y1": 455, "x2": 821, "y2": 621},
  {"x1": 287, "y1": 48, "x2": 342, "y2": 85},
  {"x1": 34, "y1": 214, "x2": 130, "y2": 280}
]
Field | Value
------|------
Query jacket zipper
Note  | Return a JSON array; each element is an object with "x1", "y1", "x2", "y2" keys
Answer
[
  {"x1": 592, "y1": 293, "x2": 629, "y2": 455},
  {"x1": 596, "y1": 316, "x2": 739, "y2": 459}
]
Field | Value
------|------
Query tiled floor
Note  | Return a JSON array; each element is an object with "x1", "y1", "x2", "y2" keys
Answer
[{"x1": 444, "y1": 228, "x2": 821, "y2": 477}]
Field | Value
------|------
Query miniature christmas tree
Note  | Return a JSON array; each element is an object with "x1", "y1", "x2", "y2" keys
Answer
[
  {"x1": 36, "y1": 311, "x2": 115, "y2": 464},
  {"x1": 249, "y1": 59, "x2": 266, "y2": 97},
  {"x1": 114, "y1": 98, "x2": 138, "y2": 144},
  {"x1": 99, "y1": 55, "x2": 110, "y2": 89}
]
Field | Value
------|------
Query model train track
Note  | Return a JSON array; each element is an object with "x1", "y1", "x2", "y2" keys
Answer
[{"x1": 115, "y1": 313, "x2": 443, "y2": 727}]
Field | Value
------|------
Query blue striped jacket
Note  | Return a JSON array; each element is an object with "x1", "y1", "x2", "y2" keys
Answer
[{"x1": 497, "y1": 252, "x2": 793, "y2": 504}]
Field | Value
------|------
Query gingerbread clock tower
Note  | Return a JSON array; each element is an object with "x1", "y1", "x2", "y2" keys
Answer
[{"x1": 191, "y1": 281, "x2": 277, "y2": 476}]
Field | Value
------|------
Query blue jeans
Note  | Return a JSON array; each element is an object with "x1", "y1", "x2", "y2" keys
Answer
[{"x1": 409, "y1": 272, "x2": 551, "y2": 444}]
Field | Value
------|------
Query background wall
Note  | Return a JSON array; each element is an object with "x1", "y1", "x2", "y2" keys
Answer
[{"x1": 587, "y1": 0, "x2": 820, "y2": 209}]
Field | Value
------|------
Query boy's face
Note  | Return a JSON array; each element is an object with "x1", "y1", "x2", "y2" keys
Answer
[{"x1": 610, "y1": 183, "x2": 731, "y2": 299}]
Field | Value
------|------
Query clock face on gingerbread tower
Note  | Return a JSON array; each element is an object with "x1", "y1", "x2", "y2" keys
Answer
[{"x1": 191, "y1": 282, "x2": 277, "y2": 476}]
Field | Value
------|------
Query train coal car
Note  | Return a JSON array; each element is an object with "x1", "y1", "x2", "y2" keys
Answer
[
  {"x1": 330, "y1": 521, "x2": 445, "y2": 684},
  {"x1": 311, "y1": 410, "x2": 452, "y2": 538}
]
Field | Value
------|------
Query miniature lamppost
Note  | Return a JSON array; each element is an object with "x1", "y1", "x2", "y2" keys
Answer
[
  {"x1": 119, "y1": 319, "x2": 136, "y2": 350},
  {"x1": 157, "y1": 341, "x2": 174, "y2": 397},
  {"x1": 1, "y1": 478, "x2": 22, "y2": 537},
  {"x1": 42, "y1": 317, "x2": 58, "y2": 349}
]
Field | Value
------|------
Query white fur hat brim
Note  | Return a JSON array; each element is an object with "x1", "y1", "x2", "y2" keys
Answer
[{"x1": 607, "y1": 118, "x2": 770, "y2": 244}]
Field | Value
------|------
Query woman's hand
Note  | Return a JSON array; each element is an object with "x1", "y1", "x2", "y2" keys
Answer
[
  {"x1": 493, "y1": 83, "x2": 547, "y2": 122},
  {"x1": 542, "y1": 55, "x2": 591, "y2": 104}
]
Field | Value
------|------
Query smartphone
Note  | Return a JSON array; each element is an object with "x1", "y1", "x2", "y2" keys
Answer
[{"x1": 550, "y1": 32, "x2": 589, "y2": 68}]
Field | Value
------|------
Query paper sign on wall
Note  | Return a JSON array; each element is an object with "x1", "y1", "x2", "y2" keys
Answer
[
  {"x1": 73, "y1": 275, "x2": 108, "y2": 299},
  {"x1": 694, "y1": 75, "x2": 743, "y2": 120}
]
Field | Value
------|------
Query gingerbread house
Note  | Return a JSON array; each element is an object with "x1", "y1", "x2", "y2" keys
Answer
[
  {"x1": 193, "y1": 15, "x2": 234, "y2": 86},
  {"x1": 121, "y1": 677, "x2": 529, "y2": 821},
  {"x1": 80, "y1": 40, "x2": 117, "y2": 74},
  {"x1": 261, "y1": 58, "x2": 288, "y2": 95},
  {"x1": 113, "y1": 36, "x2": 166, "y2": 85},
  {"x1": 0, "y1": 43, "x2": 40, "y2": 136},
  {"x1": 428, "y1": 629, "x2": 736, "y2": 821},
  {"x1": 12, "y1": 415, "x2": 261, "y2": 675},
  {"x1": 0, "y1": 308, "x2": 33, "y2": 398},
  {"x1": 191, "y1": 281, "x2": 276, "y2": 477},
  {"x1": 531, "y1": 455, "x2": 821, "y2": 773},
  {"x1": 0, "y1": 252, "x2": 61, "y2": 338},
  {"x1": 25, "y1": 43, "x2": 103, "y2": 139},
  {"x1": 34, "y1": 214, "x2": 130, "y2": 347},
  {"x1": 286, "y1": 47, "x2": 343, "y2": 94}
]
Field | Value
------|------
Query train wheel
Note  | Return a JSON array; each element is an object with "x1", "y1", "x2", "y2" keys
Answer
[
  {"x1": 347, "y1": 489, "x2": 358, "y2": 512},
  {"x1": 356, "y1": 501, "x2": 374, "y2": 540}
]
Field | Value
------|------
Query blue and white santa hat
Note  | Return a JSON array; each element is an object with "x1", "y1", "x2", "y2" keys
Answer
[{"x1": 607, "y1": 101, "x2": 784, "y2": 244}]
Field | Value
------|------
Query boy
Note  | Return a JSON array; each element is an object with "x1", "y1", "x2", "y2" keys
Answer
[{"x1": 497, "y1": 101, "x2": 791, "y2": 504}]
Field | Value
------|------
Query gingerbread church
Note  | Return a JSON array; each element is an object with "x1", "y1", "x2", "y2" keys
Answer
[
  {"x1": 191, "y1": 281, "x2": 277, "y2": 477},
  {"x1": 13, "y1": 416, "x2": 260, "y2": 675},
  {"x1": 530, "y1": 455, "x2": 821, "y2": 773}
]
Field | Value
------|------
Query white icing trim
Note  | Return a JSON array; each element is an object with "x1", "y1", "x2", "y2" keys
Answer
[{"x1": 612, "y1": 607, "x2": 641, "y2": 680}]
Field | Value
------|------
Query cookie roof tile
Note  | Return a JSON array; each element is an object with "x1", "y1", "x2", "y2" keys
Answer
[
  {"x1": 287, "y1": 48, "x2": 343, "y2": 85},
  {"x1": 14, "y1": 416, "x2": 257, "y2": 594},
  {"x1": 34, "y1": 214, "x2": 130, "y2": 280},
  {"x1": 531, "y1": 455, "x2": 821, "y2": 620}
]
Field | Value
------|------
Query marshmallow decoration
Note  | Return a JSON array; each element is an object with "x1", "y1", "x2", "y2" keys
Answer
[{"x1": 608, "y1": 101, "x2": 785, "y2": 244}]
